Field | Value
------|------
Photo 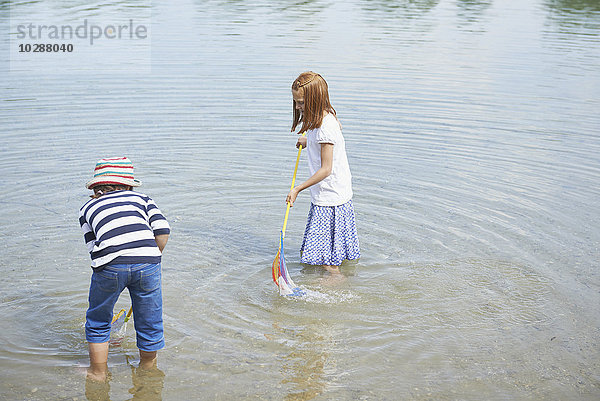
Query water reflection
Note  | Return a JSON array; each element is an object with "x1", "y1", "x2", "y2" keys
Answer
[
  {"x1": 359, "y1": 0, "x2": 440, "y2": 40},
  {"x1": 456, "y1": 0, "x2": 491, "y2": 23},
  {"x1": 267, "y1": 0, "x2": 331, "y2": 18},
  {"x1": 361, "y1": 0, "x2": 439, "y2": 16},
  {"x1": 268, "y1": 321, "x2": 339, "y2": 401},
  {"x1": 281, "y1": 347, "x2": 328, "y2": 400},
  {"x1": 190, "y1": 0, "x2": 331, "y2": 21},
  {"x1": 0, "y1": 1, "x2": 11, "y2": 12},
  {"x1": 544, "y1": 0, "x2": 600, "y2": 35},
  {"x1": 83, "y1": 364, "x2": 165, "y2": 401},
  {"x1": 545, "y1": 0, "x2": 600, "y2": 13},
  {"x1": 127, "y1": 365, "x2": 165, "y2": 401},
  {"x1": 3, "y1": 0, "x2": 151, "y2": 16},
  {"x1": 85, "y1": 377, "x2": 111, "y2": 401}
]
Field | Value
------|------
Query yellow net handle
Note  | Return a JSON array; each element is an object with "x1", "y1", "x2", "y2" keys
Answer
[
  {"x1": 124, "y1": 306, "x2": 133, "y2": 322},
  {"x1": 111, "y1": 308, "x2": 126, "y2": 324},
  {"x1": 111, "y1": 306, "x2": 133, "y2": 324},
  {"x1": 281, "y1": 133, "x2": 306, "y2": 238}
]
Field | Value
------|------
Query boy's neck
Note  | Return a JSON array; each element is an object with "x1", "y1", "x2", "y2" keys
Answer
[{"x1": 90, "y1": 189, "x2": 130, "y2": 199}]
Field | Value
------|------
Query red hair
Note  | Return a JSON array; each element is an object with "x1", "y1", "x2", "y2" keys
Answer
[{"x1": 291, "y1": 72, "x2": 336, "y2": 133}]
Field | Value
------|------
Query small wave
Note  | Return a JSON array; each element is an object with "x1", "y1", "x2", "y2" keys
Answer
[{"x1": 291, "y1": 287, "x2": 360, "y2": 304}]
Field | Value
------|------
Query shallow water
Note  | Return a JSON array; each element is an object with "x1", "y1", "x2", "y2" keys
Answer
[{"x1": 1, "y1": 0, "x2": 599, "y2": 399}]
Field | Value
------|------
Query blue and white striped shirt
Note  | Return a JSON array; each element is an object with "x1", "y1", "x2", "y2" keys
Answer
[{"x1": 79, "y1": 190, "x2": 170, "y2": 270}]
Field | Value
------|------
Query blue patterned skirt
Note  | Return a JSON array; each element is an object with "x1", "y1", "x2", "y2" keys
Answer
[{"x1": 300, "y1": 199, "x2": 360, "y2": 266}]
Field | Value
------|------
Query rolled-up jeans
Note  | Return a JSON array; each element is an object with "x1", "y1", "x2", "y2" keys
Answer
[{"x1": 86, "y1": 263, "x2": 164, "y2": 351}]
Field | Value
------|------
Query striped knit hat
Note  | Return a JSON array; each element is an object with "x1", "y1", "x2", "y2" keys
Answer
[{"x1": 85, "y1": 157, "x2": 142, "y2": 189}]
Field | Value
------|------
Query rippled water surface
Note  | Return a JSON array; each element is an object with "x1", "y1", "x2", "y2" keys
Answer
[{"x1": 1, "y1": 0, "x2": 599, "y2": 399}]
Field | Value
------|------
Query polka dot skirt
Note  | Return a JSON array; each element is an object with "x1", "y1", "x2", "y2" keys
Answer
[{"x1": 300, "y1": 200, "x2": 360, "y2": 266}]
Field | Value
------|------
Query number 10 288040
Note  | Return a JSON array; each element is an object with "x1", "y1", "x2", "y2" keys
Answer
[{"x1": 19, "y1": 43, "x2": 74, "y2": 52}]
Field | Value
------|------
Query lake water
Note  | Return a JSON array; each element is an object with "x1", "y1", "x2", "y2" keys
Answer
[{"x1": 1, "y1": 0, "x2": 599, "y2": 399}]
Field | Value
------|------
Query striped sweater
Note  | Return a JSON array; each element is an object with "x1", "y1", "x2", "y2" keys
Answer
[{"x1": 79, "y1": 190, "x2": 170, "y2": 270}]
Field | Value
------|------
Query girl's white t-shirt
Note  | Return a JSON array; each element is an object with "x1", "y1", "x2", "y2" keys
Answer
[{"x1": 305, "y1": 113, "x2": 353, "y2": 206}]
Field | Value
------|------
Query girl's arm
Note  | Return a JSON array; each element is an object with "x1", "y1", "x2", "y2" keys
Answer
[
  {"x1": 286, "y1": 143, "x2": 333, "y2": 206},
  {"x1": 296, "y1": 136, "x2": 307, "y2": 149}
]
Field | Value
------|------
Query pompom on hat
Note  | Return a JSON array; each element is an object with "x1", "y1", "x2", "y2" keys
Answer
[{"x1": 86, "y1": 157, "x2": 142, "y2": 189}]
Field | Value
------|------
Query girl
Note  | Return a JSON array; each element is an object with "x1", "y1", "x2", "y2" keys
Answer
[{"x1": 286, "y1": 72, "x2": 360, "y2": 276}]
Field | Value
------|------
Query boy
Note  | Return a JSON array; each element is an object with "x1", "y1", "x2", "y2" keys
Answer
[{"x1": 79, "y1": 157, "x2": 170, "y2": 382}]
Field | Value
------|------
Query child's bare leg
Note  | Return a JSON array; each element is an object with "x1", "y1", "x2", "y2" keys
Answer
[
  {"x1": 322, "y1": 265, "x2": 345, "y2": 286},
  {"x1": 87, "y1": 342, "x2": 109, "y2": 382},
  {"x1": 323, "y1": 265, "x2": 342, "y2": 274},
  {"x1": 139, "y1": 350, "x2": 158, "y2": 370}
]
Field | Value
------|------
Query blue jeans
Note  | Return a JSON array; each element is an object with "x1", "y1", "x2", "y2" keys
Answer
[{"x1": 86, "y1": 263, "x2": 164, "y2": 351}]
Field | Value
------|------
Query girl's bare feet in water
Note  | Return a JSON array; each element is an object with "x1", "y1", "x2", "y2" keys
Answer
[{"x1": 321, "y1": 265, "x2": 346, "y2": 286}]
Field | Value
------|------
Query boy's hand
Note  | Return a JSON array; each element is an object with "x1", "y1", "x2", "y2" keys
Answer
[
  {"x1": 155, "y1": 234, "x2": 169, "y2": 253},
  {"x1": 296, "y1": 136, "x2": 307, "y2": 149}
]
